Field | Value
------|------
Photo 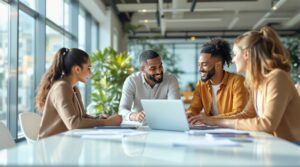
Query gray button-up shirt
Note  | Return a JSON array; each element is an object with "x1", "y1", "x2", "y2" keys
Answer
[{"x1": 118, "y1": 71, "x2": 180, "y2": 121}]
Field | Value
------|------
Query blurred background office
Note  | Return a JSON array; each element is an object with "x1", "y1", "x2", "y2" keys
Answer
[{"x1": 0, "y1": 0, "x2": 299, "y2": 141}]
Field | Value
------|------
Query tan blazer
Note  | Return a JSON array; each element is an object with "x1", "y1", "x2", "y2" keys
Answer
[
  {"x1": 38, "y1": 79, "x2": 105, "y2": 139},
  {"x1": 295, "y1": 83, "x2": 300, "y2": 96},
  {"x1": 233, "y1": 69, "x2": 300, "y2": 142}
]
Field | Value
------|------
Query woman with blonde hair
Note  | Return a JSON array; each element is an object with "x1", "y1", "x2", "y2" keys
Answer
[
  {"x1": 36, "y1": 48, "x2": 122, "y2": 139},
  {"x1": 190, "y1": 26, "x2": 300, "y2": 142}
]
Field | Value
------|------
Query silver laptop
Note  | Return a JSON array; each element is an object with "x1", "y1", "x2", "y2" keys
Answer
[
  {"x1": 140, "y1": 100, "x2": 187, "y2": 131},
  {"x1": 141, "y1": 99, "x2": 218, "y2": 132}
]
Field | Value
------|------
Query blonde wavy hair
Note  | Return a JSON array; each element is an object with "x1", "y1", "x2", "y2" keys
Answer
[{"x1": 234, "y1": 26, "x2": 291, "y2": 90}]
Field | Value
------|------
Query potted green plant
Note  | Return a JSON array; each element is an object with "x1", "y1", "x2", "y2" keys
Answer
[{"x1": 87, "y1": 47, "x2": 134, "y2": 116}]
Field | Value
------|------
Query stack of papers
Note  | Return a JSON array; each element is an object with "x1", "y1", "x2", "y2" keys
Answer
[
  {"x1": 205, "y1": 132, "x2": 251, "y2": 138},
  {"x1": 71, "y1": 129, "x2": 147, "y2": 139},
  {"x1": 173, "y1": 139, "x2": 240, "y2": 147},
  {"x1": 188, "y1": 128, "x2": 250, "y2": 135},
  {"x1": 188, "y1": 128, "x2": 253, "y2": 143}
]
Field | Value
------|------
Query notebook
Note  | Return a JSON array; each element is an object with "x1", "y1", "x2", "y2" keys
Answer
[{"x1": 94, "y1": 125, "x2": 137, "y2": 129}]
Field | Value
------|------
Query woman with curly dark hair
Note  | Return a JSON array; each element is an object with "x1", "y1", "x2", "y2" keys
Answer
[
  {"x1": 187, "y1": 38, "x2": 249, "y2": 121},
  {"x1": 36, "y1": 48, "x2": 122, "y2": 139}
]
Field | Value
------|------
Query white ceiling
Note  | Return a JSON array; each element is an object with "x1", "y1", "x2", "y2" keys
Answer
[{"x1": 102, "y1": 0, "x2": 300, "y2": 38}]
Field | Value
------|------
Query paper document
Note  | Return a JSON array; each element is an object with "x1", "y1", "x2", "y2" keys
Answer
[
  {"x1": 121, "y1": 121, "x2": 143, "y2": 126},
  {"x1": 188, "y1": 128, "x2": 249, "y2": 135},
  {"x1": 205, "y1": 132, "x2": 251, "y2": 138},
  {"x1": 72, "y1": 129, "x2": 147, "y2": 138},
  {"x1": 81, "y1": 135, "x2": 123, "y2": 140},
  {"x1": 173, "y1": 139, "x2": 240, "y2": 147}
]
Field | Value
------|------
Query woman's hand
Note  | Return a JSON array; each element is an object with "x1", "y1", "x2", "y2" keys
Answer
[
  {"x1": 105, "y1": 114, "x2": 122, "y2": 125},
  {"x1": 98, "y1": 114, "x2": 109, "y2": 119}
]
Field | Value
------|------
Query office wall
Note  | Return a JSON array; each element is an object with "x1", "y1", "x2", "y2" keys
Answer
[
  {"x1": 80, "y1": 0, "x2": 125, "y2": 52},
  {"x1": 100, "y1": 8, "x2": 126, "y2": 52}
]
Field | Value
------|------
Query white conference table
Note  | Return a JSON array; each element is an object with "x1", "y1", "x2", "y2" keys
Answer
[{"x1": 1, "y1": 126, "x2": 300, "y2": 166}]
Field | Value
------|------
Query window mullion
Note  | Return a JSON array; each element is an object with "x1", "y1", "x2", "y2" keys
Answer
[{"x1": 7, "y1": 0, "x2": 19, "y2": 139}]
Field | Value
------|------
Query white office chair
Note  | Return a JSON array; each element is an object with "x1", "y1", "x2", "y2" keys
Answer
[
  {"x1": 0, "y1": 122, "x2": 16, "y2": 150},
  {"x1": 19, "y1": 112, "x2": 42, "y2": 143}
]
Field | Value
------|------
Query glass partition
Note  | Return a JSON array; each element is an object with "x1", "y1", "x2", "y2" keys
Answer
[{"x1": 0, "y1": 1, "x2": 9, "y2": 126}]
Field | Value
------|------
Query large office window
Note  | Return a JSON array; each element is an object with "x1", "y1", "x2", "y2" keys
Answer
[
  {"x1": 46, "y1": 0, "x2": 64, "y2": 27},
  {"x1": 77, "y1": 8, "x2": 87, "y2": 104},
  {"x1": 64, "y1": 0, "x2": 71, "y2": 31},
  {"x1": 63, "y1": 36, "x2": 72, "y2": 48},
  {"x1": 0, "y1": 1, "x2": 9, "y2": 125},
  {"x1": 45, "y1": 0, "x2": 73, "y2": 70},
  {"x1": 91, "y1": 20, "x2": 98, "y2": 52},
  {"x1": 18, "y1": 10, "x2": 35, "y2": 135},
  {"x1": 45, "y1": 26, "x2": 63, "y2": 70},
  {"x1": 175, "y1": 44, "x2": 198, "y2": 90},
  {"x1": 78, "y1": 9, "x2": 86, "y2": 51},
  {"x1": 20, "y1": 0, "x2": 35, "y2": 10},
  {"x1": 0, "y1": 0, "x2": 101, "y2": 139}
]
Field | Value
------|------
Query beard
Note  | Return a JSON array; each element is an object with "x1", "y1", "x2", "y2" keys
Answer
[
  {"x1": 146, "y1": 71, "x2": 164, "y2": 84},
  {"x1": 200, "y1": 66, "x2": 216, "y2": 82}
]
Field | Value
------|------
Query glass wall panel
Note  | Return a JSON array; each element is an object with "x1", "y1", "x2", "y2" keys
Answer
[
  {"x1": 0, "y1": 1, "x2": 9, "y2": 125},
  {"x1": 0, "y1": 0, "x2": 100, "y2": 136},
  {"x1": 46, "y1": 26, "x2": 63, "y2": 70},
  {"x1": 64, "y1": 0, "x2": 71, "y2": 31},
  {"x1": 91, "y1": 20, "x2": 98, "y2": 52},
  {"x1": 18, "y1": 10, "x2": 35, "y2": 135},
  {"x1": 175, "y1": 44, "x2": 198, "y2": 90},
  {"x1": 64, "y1": 36, "x2": 72, "y2": 48},
  {"x1": 77, "y1": 9, "x2": 86, "y2": 103},
  {"x1": 46, "y1": 0, "x2": 63, "y2": 27},
  {"x1": 128, "y1": 42, "x2": 143, "y2": 68},
  {"x1": 78, "y1": 9, "x2": 86, "y2": 50},
  {"x1": 20, "y1": 0, "x2": 36, "y2": 10},
  {"x1": 161, "y1": 44, "x2": 174, "y2": 72}
]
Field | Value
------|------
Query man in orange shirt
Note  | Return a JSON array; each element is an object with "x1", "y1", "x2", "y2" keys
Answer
[{"x1": 187, "y1": 38, "x2": 248, "y2": 122}]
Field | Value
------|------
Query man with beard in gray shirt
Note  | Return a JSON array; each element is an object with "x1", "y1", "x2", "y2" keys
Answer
[{"x1": 119, "y1": 50, "x2": 180, "y2": 122}]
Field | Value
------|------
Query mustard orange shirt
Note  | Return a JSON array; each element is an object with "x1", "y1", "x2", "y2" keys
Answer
[{"x1": 187, "y1": 71, "x2": 248, "y2": 116}]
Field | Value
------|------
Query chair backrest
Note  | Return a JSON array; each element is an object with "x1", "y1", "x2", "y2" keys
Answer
[
  {"x1": 19, "y1": 112, "x2": 42, "y2": 143},
  {"x1": 0, "y1": 122, "x2": 16, "y2": 150}
]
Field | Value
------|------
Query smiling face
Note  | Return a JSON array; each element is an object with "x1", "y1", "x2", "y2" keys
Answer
[
  {"x1": 198, "y1": 53, "x2": 217, "y2": 82},
  {"x1": 142, "y1": 56, "x2": 164, "y2": 84},
  {"x1": 232, "y1": 44, "x2": 248, "y2": 73}
]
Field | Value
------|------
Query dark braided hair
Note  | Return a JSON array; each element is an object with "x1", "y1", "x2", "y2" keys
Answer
[{"x1": 201, "y1": 38, "x2": 232, "y2": 67}]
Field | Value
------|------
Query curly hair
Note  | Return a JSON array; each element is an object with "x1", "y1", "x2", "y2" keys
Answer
[{"x1": 201, "y1": 38, "x2": 232, "y2": 67}]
